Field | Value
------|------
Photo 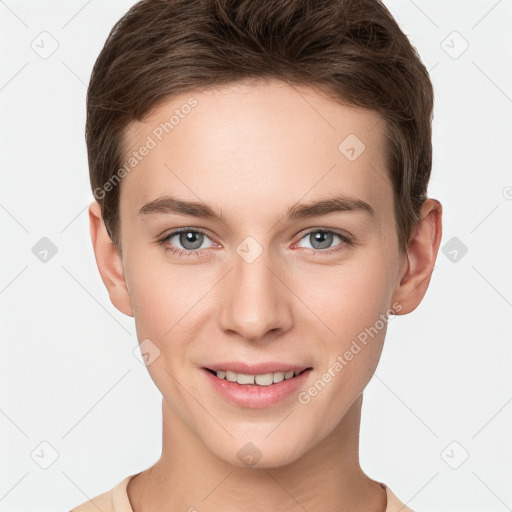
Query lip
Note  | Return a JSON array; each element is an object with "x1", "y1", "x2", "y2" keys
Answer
[
  {"x1": 202, "y1": 365, "x2": 313, "y2": 409},
  {"x1": 205, "y1": 361, "x2": 311, "y2": 374}
]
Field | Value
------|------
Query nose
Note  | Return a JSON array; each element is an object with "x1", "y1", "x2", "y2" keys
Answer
[{"x1": 216, "y1": 246, "x2": 293, "y2": 343}]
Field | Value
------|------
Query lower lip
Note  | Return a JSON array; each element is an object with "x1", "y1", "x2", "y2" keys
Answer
[{"x1": 203, "y1": 368, "x2": 312, "y2": 409}]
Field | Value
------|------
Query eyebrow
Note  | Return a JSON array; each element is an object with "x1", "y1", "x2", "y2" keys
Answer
[{"x1": 137, "y1": 194, "x2": 375, "y2": 223}]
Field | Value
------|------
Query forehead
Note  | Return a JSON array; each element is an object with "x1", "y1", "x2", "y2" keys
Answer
[{"x1": 120, "y1": 79, "x2": 392, "y2": 222}]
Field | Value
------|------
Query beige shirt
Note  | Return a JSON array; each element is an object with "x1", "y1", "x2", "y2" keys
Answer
[{"x1": 71, "y1": 473, "x2": 415, "y2": 511}]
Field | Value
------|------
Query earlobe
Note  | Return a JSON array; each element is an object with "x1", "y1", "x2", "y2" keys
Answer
[
  {"x1": 89, "y1": 201, "x2": 134, "y2": 317},
  {"x1": 392, "y1": 198, "x2": 443, "y2": 315}
]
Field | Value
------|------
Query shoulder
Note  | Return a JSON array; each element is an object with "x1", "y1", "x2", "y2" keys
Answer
[
  {"x1": 384, "y1": 484, "x2": 416, "y2": 512},
  {"x1": 70, "y1": 474, "x2": 136, "y2": 512},
  {"x1": 70, "y1": 487, "x2": 115, "y2": 512}
]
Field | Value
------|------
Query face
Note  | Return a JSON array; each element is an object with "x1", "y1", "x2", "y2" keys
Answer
[{"x1": 117, "y1": 79, "x2": 405, "y2": 467}]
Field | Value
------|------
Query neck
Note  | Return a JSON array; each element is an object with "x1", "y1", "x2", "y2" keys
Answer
[{"x1": 127, "y1": 394, "x2": 387, "y2": 512}]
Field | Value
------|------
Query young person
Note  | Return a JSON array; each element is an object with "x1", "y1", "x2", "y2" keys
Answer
[{"x1": 72, "y1": 0, "x2": 442, "y2": 510}]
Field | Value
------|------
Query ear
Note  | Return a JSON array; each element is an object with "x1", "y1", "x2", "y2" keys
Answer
[
  {"x1": 89, "y1": 200, "x2": 134, "y2": 317},
  {"x1": 391, "y1": 198, "x2": 443, "y2": 315}
]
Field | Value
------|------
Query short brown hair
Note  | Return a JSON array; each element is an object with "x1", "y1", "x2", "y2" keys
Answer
[{"x1": 86, "y1": 0, "x2": 434, "y2": 255}]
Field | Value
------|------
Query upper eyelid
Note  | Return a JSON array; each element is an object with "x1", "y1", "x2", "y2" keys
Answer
[{"x1": 300, "y1": 228, "x2": 350, "y2": 239}]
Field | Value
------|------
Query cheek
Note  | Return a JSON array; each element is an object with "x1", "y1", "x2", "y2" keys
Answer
[
  {"x1": 124, "y1": 253, "x2": 215, "y2": 356},
  {"x1": 124, "y1": 259, "x2": 199, "y2": 403},
  {"x1": 297, "y1": 272, "x2": 390, "y2": 425},
  {"x1": 297, "y1": 259, "x2": 392, "y2": 344},
  {"x1": 129, "y1": 274, "x2": 175, "y2": 336},
  {"x1": 293, "y1": 256, "x2": 392, "y2": 401},
  {"x1": 123, "y1": 246, "x2": 179, "y2": 341}
]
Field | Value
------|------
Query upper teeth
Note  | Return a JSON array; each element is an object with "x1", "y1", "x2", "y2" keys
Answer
[{"x1": 215, "y1": 369, "x2": 299, "y2": 386}]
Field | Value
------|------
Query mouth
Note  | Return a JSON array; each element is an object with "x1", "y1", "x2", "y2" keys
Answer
[
  {"x1": 202, "y1": 364, "x2": 313, "y2": 408},
  {"x1": 204, "y1": 367, "x2": 312, "y2": 386}
]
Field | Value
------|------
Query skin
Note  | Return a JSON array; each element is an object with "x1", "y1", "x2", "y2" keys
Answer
[{"x1": 88, "y1": 78, "x2": 442, "y2": 512}]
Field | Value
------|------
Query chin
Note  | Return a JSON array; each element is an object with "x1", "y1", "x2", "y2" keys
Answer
[{"x1": 207, "y1": 431, "x2": 312, "y2": 469}]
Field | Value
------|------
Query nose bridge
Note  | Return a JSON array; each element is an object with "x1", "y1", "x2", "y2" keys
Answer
[{"x1": 217, "y1": 239, "x2": 292, "y2": 342}]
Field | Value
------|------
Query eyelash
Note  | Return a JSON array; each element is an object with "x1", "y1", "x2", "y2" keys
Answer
[{"x1": 156, "y1": 227, "x2": 353, "y2": 258}]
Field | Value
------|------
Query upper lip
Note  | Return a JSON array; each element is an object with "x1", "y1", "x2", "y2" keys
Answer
[{"x1": 204, "y1": 362, "x2": 312, "y2": 374}]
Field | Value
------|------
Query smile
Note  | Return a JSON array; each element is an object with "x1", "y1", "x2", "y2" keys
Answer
[
  {"x1": 206, "y1": 368, "x2": 309, "y2": 386},
  {"x1": 203, "y1": 366, "x2": 313, "y2": 408}
]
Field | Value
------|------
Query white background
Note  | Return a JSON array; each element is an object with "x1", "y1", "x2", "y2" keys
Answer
[{"x1": 1, "y1": 1, "x2": 511, "y2": 510}]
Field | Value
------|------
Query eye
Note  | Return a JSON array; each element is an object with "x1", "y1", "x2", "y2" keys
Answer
[
  {"x1": 295, "y1": 229, "x2": 351, "y2": 253},
  {"x1": 157, "y1": 228, "x2": 215, "y2": 256},
  {"x1": 157, "y1": 227, "x2": 352, "y2": 258}
]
